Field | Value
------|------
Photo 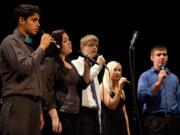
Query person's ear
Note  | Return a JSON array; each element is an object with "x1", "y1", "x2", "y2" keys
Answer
[
  {"x1": 19, "y1": 17, "x2": 26, "y2": 25},
  {"x1": 80, "y1": 44, "x2": 84, "y2": 51},
  {"x1": 150, "y1": 55, "x2": 154, "y2": 62}
]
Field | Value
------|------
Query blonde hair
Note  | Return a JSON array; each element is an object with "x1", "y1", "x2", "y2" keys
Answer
[
  {"x1": 102, "y1": 61, "x2": 122, "y2": 93},
  {"x1": 80, "y1": 34, "x2": 99, "y2": 46}
]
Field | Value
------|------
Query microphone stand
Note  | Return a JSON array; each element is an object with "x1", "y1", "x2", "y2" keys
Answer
[{"x1": 129, "y1": 31, "x2": 143, "y2": 135}]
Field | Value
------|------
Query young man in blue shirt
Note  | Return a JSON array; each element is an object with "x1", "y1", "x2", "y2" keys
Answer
[{"x1": 137, "y1": 45, "x2": 180, "y2": 135}]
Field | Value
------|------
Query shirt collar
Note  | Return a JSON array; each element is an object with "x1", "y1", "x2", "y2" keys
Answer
[
  {"x1": 13, "y1": 28, "x2": 32, "y2": 45},
  {"x1": 13, "y1": 28, "x2": 26, "y2": 41},
  {"x1": 78, "y1": 56, "x2": 85, "y2": 62},
  {"x1": 150, "y1": 66, "x2": 170, "y2": 74}
]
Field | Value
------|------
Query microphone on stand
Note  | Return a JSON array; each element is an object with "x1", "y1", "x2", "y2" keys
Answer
[
  {"x1": 129, "y1": 30, "x2": 139, "y2": 49},
  {"x1": 78, "y1": 52, "x2": 109, "y2": 70}
]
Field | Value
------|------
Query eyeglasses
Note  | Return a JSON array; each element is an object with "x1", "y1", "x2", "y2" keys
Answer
[{"x1": 85, "y1": 42, "x2": 99, "y2": 48}]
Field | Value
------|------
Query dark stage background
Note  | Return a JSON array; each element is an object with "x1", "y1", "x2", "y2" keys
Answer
[{"x1": 0, "y1": 0, "x2": 180, "y2": 134}]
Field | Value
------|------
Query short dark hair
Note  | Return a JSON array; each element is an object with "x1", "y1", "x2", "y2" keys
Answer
[{"x1": 13, "y1": 4, "x2": 41, "y2": 25}]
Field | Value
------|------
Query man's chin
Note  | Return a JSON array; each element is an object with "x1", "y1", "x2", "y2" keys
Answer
[
  {"x1": 33, "y1": 31, "x2": 38, "y2": 35},
  {"x1": 91, "y1": 53, "x2": 97, "y2": 58},
  {"x1": 31, "y1": 30, "x2": 39, "y2": 36}
]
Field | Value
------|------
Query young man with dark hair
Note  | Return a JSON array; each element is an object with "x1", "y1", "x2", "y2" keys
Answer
[{"x1": 0, "y1": 4, "x2": 54, "y2": 135}]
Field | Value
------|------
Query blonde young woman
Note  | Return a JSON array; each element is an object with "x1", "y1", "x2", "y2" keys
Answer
[{"x1": 99, "y1": 61, "x2": 130, "y2": 135}]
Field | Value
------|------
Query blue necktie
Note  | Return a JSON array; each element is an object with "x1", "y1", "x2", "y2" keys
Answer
[
  {"x1": 90, "y1": 80, "x2": 99, "y2": 110},
  {"x1": 24, "y1": 36, "x2": 33, "y2": 45}
]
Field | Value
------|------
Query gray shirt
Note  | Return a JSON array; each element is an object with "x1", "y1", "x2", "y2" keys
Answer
[{"x1": 0, "y1": 29, "x2": 45, "y2": 98}]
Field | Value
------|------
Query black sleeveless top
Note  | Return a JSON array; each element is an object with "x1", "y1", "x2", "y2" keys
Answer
[{"x1": 101, "y1": 90, "x2": 128, "y2": 135}]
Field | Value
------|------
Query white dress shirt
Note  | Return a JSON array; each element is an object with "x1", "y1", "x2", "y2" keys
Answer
[{"x1": 71, "y1": 56, "x2": 102, "y2": 109}]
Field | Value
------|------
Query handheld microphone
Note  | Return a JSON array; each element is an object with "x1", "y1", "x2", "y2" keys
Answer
[
  {"x1": 79, "y1": 52, "x2": 109, "y2": 70},
  {"x1": 160, "y1": 65, "x2": 165, "y2": 70},
  {"x1": 125, "y1": 80, "x2": 131, "y2": 85},
  {"x1": 160, "y1": 65, "x2": 166, "y2": 79},
  {"x1": 39, "y1": 29, "x2": 61, "y2": 49},
  {"x1": 119, "y1": 79, "x2": 131, "y2": 85}
]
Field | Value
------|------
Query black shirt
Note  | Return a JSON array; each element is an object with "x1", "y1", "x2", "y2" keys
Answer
[{"x1": 42, "y1": 57, "x2": 89, "y2": 113}]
